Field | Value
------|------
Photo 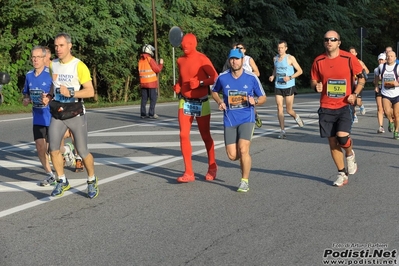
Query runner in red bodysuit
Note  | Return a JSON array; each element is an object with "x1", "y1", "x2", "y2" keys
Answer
[{"x1": 173, "y1": 33, "x2": 218, "y2": 183}]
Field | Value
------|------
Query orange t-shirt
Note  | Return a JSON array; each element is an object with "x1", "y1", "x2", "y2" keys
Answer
[{"x1": 311, "y1": 50, "x2": 363, "y2": 109}]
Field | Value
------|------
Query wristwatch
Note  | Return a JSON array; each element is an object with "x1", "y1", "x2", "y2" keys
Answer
[
  {"x1": 254, "y1": 98, "x2": 259, "y2": 105},
  {"x1": 200, "y1": 80, "x2": 204, "y2": 87},
  {"x1": 70, "y1": 90, "x2": 75, "y2": 97}
]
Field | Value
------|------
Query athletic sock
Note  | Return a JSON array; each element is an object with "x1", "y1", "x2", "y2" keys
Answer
[
  {"x1": 58, "y1": 174, "x2": 66, "y2": 183},
  {"x1": 88, "y1": 176, "x2": 96, "y2": 182},
  {"x1": 338, "y1": 169, "x2": 347, "y2": 175}
]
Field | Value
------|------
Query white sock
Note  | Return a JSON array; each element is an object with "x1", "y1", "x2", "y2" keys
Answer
[
  {"x1": 58, "y1": 174, "x2": 66, "y2": 183},
  {"x1": 87, "y1": 176, "x2": 96, "y2": 182}
]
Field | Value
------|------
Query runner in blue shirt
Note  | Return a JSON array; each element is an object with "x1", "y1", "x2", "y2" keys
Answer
[
  {"x1": 212, "y1": 48, "x2": 266, "y2": 192},
  {"x1": 22, "y1": 46, "x2": 55, "y2": 185}
]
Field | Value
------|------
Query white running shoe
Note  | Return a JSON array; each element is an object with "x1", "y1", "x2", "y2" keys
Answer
[
  {"x1": 63, "y1": 143, "x2": 76, "y2": 167},
  {"x1": 347, "y1": 150, "x2": 357, "y2": 175},
  {"x1": 359, "y1": 105, "x2": 366, "y2": 115},
  {"x1": 295, "y1": 114, "x2": 304, "y2": 127},
  {"x1": 277, "y1": 130, "x2": 286, "y2": 139},
  {"x1": 333, "y1": 172, "x2": 348, "y2": 187},
  {"x1": 40, "y1": 173, "x2": 56, "y2": 186}
]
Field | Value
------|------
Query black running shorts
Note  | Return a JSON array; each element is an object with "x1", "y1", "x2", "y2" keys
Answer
[{"x1": 318, "y1": 105, "x2": 353, "y2": 138}]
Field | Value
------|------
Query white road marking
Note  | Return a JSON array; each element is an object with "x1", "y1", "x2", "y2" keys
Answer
[{"x1": 0, "y1": 179, "x2": 88, "y2": 192}]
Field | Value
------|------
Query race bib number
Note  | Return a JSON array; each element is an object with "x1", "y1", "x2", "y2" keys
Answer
[
  {"x1": 29, "y1": 89, "x2": 45, "y2": 108},
  {"x1": 277, "y1": 72, "x2": 286, "y2": 85},
  {"x1": 383, "y1": 77, "x2": 395, "y2": 89},
  {"x1": 327, "y1": 79, "x2": 347, "y2": 98},
  {"x1": 54, "y1": 87, "x2": 76, "y2": 103},
  {"x1": 183, "y1": 100, "x2": 202, "y2": 117},
  {"x1": 228, "y1": 90, "x2": 249, "y2": 109}
]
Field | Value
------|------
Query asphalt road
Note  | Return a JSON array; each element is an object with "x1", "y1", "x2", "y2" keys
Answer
[{"x1": 0, "y1": 91, "x2": 398, "y2": 266}]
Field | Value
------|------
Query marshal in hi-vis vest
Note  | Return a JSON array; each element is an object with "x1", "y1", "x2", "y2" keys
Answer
[{"x1": 139, "y1": 57, "x2": 157, "y2": 84}]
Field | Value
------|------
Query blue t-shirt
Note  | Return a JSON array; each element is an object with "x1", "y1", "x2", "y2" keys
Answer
[
  {"x1": 212, "y1": 69, "x2": 266, "y2": 127},
  {"x1": 22, "y1": 67, "x2": 52, "y2": 126}
]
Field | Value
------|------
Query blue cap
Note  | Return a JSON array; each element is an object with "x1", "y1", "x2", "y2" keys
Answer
[{"x1": 228, "y1": 48, "x2": 244, "y2": 59}]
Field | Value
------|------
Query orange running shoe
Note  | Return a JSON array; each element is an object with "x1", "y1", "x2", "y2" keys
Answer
[
  {"x1": 177, "y1": 173, "x2": 195, "y2": 183},
  {"x1": 205, "y1": 167, "x2": 217, "y2": 181}
]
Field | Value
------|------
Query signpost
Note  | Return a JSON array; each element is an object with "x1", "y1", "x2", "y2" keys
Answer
[
  {"x1": 168, "y1": 26, "x2": 183, "y2": 98},
  {"x1": 357, "y1": 27, "x2": 367, "y2": 61}
]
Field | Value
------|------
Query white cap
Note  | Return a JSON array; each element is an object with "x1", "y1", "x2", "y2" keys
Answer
[{"x1": 378, "y1": 53, "x2": 386, "y2": 60}]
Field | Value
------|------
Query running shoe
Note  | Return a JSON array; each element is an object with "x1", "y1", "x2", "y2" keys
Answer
[
  {"x1": 75, "y1": 155, "x2": 84, "y2": 172},
  {"x1": 359, "y1": 105, "x2": 366, "y2": 115},
  {"x1": 177, "y1": 173, "x2": 195, "y2": 183},
  {"x1": 149, "y1": 114, "x2": 159, "y2": 119},
  {"x1": 394, "y1": 131, "x2": 399, "y2": 140},
  {"x1": 388, "y1": 122, "x2": 394, "y2": 132},
  {"x1": 377, "y1": 126, "x2": 385, "y2": 134},
  {"x1": 255, "y1": 112, "x2": 262, "y2": 128},
  {"x1": 353, "y1": 115, "x2": 358, "y2": 123},
  {"x1": 51, "y1": 179, "x2": 70, "y2": 197},
  {"x1": 295, "y1": 114, "x2": 304, "y2": 127},
  {"x1": 333, "y1": 172, "x2": 348, "y2": 187},
  {"x1": 87, "y1": 176, "x2": 99, "y2": 199},
  {"x1": 237, "y1": 179, "x2": 249, "y2": 192},
  {"x1": 40, "y1": 173, "x2": 56, "y2": 186},
  {"x1": 277, "y1": 130, "x2": 286, "y2": 139},
  {"x1": 205, "y1": 167, "x2": 217, "y2": 181},
  {"x1": 346, "y1": 150, "x2": 357, "y2": 175},
  {"x1": 63, "y1": 143, "x2": 76, "y2": 167}
]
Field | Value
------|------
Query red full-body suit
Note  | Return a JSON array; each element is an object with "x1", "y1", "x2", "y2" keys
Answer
[{"x1": 174, "y1": 33, "x2": 218, "y2": 182}]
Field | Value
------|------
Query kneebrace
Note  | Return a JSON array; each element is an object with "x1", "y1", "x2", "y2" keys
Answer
[{"x1": 337, "y1": 135, "x2": 351, "y2": 148}]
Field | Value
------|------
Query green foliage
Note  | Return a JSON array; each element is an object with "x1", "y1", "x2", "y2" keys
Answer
[{"x1": 0, "y1": 0, "x2": 397, "y2": 106}]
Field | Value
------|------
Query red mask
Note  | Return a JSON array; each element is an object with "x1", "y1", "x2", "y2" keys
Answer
[{"x1": 181, "y1": 33, "x2": 197, "y2": 56}]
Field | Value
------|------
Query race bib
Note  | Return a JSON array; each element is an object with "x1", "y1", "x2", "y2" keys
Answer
[
  {"x1": 327, "y1": 79, "x2": 347, "y2": 98},
  {"x1": 383, "y1": 77, "x2": 395, "y2": 89},
  {"x1": 276, "y1": 72, "x2": 286, "y2": 85},
  {"x1": 54, "y1": 87, "x2": 76, "y2": 103},
  {"x1": 228, "y1": 90, "x2": 249, "y2": 109},
  {"x1": 183, "y1": 100, "x2": 202, "y2": 117},
  {"x1": 29, "y1": 89, "x2": 45, "y2": 108}
]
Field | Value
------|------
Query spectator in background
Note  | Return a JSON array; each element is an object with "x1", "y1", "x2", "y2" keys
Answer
[{"x1": 139, "y1": 44, "x2": 164, "y2": 119}]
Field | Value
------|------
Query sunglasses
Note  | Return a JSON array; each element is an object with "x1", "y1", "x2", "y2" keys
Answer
[
  {"x1": 236, "y1": 46, "x2": 244, "y2": 49},
  {"x1": 324, "y1": 37, "x2": 339, "y2": 42}
]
